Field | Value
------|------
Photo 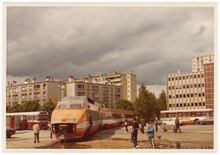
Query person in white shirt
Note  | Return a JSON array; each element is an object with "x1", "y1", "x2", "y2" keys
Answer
[{"x1": 33, "y1": 123, "x2": 40, "y2": 143}]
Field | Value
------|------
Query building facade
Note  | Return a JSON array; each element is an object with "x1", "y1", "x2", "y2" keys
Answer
[
  {"x1": 192, "y1": 52, "x2": 214, "y2": 72},
  {"x1": 166, "y1": 71, "x2": 206, "y2": 110},
  {"x1": 204, "y1": 63, "x2": 214, "y2": 109},
  {"x1": 166, "y1": 52, "x2": 214, "y2": 110},
  {"x1": 6, "y1": 76, "x2": 65, "y2": 107},
  {"x1": 81, "y1": 71, "x2": 137, "y2": 103},
  {"x1": 66, "y1": 81, "x2": 122, "y2": 108}
]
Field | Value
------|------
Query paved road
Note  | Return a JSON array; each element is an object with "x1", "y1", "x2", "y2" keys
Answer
[{"x1": 5, "y1": 124, "x2": 214, "y2": 150}]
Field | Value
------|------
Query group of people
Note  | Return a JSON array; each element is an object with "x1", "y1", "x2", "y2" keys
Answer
[
  {"x1": 124, "y1": 116, "x2": 157, "y2": 149},
  {"x1": 126, "y1": 115, "x2": 182, "y2": 149}
]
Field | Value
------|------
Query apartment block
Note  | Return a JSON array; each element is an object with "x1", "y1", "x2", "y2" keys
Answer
[
  {"x1": 6, "y1": 76, "x2": 65, "y2": 107},
  {"x1": 66, "y1": 81, "x2": 122, "y2": 108},
  {"x1": 81, "y1": 71, "x2": 137, "y2": 103},
  {"x1": 192, "y1": 52, "x2": 214, "y2": 72}
]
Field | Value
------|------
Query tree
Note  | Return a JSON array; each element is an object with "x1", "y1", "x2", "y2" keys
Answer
[
  {"x1": 158, "y1": 90, "x2": 167, "y2": 110},
  {"x1": 115, "y1": 99, "x2": 134, "y2": 111},
  {"x1": 41, "y1": 101, "x2": 57, "y2": 119},
  {"x1": 156, "y1": 90, "x2": 167, "y2": 119},
  {"x1": 20, "y1": 101, "x2": 41, "y2": 112},
  {"x1": 133, "y1": 84, "x2": 158, "y2": 121},
  {"x1": 7, "y1": 104, "x2": 22, "y2": 113}
]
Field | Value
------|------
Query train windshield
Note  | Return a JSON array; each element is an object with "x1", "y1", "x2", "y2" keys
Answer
[{"x1": 56, "y1": 103, "x2": 82, "y2": 109}]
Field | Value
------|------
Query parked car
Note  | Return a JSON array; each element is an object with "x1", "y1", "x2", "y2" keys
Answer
[
  {"x1": 6, "y1": 126, "x2": 16, "y2": 138},
  {"x1": 197, "y1": 117, "x2": 214, "y2": 125},
  {"x1": 162, "y1": 118, "x2": 183, "y2": 126}
]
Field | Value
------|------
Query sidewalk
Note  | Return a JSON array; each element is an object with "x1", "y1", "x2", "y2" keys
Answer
[{"x1": 6, "y1": 130, "x2": 57, "y2": 149}]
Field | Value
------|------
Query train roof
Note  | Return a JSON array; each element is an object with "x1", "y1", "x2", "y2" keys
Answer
[{"x1": 60, "y1": 96, "x2": 95, "y2": 104}]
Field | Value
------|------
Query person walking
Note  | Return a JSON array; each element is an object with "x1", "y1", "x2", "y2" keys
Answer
[
  {"x1": 147, "y1": 121, "x2": 155, "y2": 149},
  {"x1": 175, "y1": 115, "x2": 182, "y2": 133},
  {"x1": 140, "y1": 119, "x2": 145, "y2": 134},
  {"x1": 131, "y1": 117, "x2": 140, "y2": 149},
  {"x1": 33, "y1": 123, "x2": 40, "y2": 143},
  {"x1": 154, "y1": 116, "x2": 158, "y2": 132},
  {"x1": 124, "y1": 118, "x2": 128, "y2": 132}
]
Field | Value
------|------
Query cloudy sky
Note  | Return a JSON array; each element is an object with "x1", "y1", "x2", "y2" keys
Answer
[{"x1": 7, "y1": 5, "x2": 214, "y2": 86}]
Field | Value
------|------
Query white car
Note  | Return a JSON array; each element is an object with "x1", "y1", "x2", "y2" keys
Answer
[{"x1": 162, "y1": 118, "x2": 183, "y2": 126}]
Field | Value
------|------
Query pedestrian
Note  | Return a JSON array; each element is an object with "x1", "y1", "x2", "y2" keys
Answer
[
  {"x1": 147, "y1": 121, "x2": 155, "y2": 149},
  {"x1": 175, "y1": 115, "x2": 182, "y2": 133},
  {"x1": 140, "y1": 119, "x2": 145, "y2": 134},
  {"x1": 131, "y1": 117, "x2": 140, "y2": 149},
  {"x1": 33, "y1": 123, "x2": 40, "y2": 143},
  {"x1": 124, "y1": 118, "x2": 128, "y2": 132},
  {"x1": 154, "y1": 116, "x2": 158, "y2": 132},
  {"x1": 50, "y1": 124, "x2": 53, "y2": 139}
]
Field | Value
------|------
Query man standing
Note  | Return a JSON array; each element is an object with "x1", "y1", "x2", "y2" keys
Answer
[
  {"x1": 154, "y1": 116, "x2": 158, "y2": 132},
  {"x1": 33, "y1": 123, "x2": 40, "y2": 143},
  {"x1": 175, "y1": 115, "x2": 182, "y2": 133},
  {"x1": 147, "y1": 121, "x2": 155, "y2": 149},
  {"x1": 124, "y1": 118, "x2": 128, "y2": 132},
  {"x1": 131, "y1": 117, "x2": 140, "y2": 149}
]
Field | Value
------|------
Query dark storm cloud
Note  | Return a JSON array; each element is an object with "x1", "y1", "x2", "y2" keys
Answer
[{"x1": 7, "y1": 6, "x2": 214, "y2": 85}]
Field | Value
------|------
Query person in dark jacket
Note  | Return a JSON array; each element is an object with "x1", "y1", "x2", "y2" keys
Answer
[
  {"x1": 131, "y1": 117, "x2": 140, "y2": 149},
  {"x1": 140, "y1": 119, "x2": 146, "y2": 134},
  {"x1": 175, "y1": 115, "x2": 182, "y2": 133}
]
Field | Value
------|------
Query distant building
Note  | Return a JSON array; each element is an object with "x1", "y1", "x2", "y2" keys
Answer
[
  {"x1": 166, "y1": 52, "x2": 214, "y2": 110},
  {"x1": 204, "y1": 63, "x2": 214, "y2": 109},
  {"x1": 166, "y1": 71, "x2": 206, "y2": 110},
  {"x1": 192, "y1": 52, "x2": 214, "y2": 72},
  {"x1": 6, "y1": 71, "x2": 136, "y2": 108},
  {"x1": 66, "y1": 81, "x2": 122, "y2": 108},
  {"x1": 6, "y1": 76, "x2": 65, "y2": 107},
  {"x1": 80, "y1": 71, "x2": 137, "y2": 103}
]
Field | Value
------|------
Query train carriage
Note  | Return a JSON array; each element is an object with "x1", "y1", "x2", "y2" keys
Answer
[{"x1": 51, "y1": 96, "x2": 134, "y2": 140}]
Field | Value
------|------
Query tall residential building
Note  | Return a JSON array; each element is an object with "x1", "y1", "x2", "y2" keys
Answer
[
  {"x1": 166, "y1": 52, "x2": 214, "y2": 110},
  {"x1": 66, "y1": 81, "x2": 122, "y2": 108},
  {"x1": 6, "y1": 76, "x2": 65, "y2": 107},
  {"x1": 192, "y1": 52, "x2": 214, "y2": 72},
  {"x1": 81, "y1": 71, "x2": 137, "y2": 103},
  {"x1": 204, "y1": 63, "x2": 214, "y2": 109}
]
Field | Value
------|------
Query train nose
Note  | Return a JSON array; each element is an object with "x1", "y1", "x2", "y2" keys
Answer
[{"x1": 52, "y1": 123, "x2": 76, "y2": 134}]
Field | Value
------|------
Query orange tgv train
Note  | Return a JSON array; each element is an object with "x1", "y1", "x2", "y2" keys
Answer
[{"x1": 51, "y1": 96, "x2": 134, "y2": 140}]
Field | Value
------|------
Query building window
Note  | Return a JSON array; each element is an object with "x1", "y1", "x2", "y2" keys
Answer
[
  {"x1": 195, "y1": 103, "x2": 198, "y2": 106},
  {"x1": 191, "y1": 103, "x2": 194, "y2": 106},
  {"x1": 183, "y1": 94, "x2": 186, "y2": 98},
  {"x1": 183, "y1": 76, "x2": 185, "y2": 80},
  {"x1": 199, "y1": 102, "x2": 202, "y2": 106},
  {"x1": 176, "y1": 95, "x2": 178, "y2": 98},
  {"x1": 191, "y1": 94, "x2": 193, "y2": 97},
  {"x1": 179, "y1": 94, "x2": 182, "y2": 98},
  {"x1": 169, "y1": 104, "x2": 172, "y2": 107},
  {"x1": 180, "y1": 104, "x2": 182, "y2": 107},
  {"x1": 169, "y1": 95, "x2": 172, "y2": 99},
  {"x1": 176, "y1": 104, "x2": 179, "y2": 107},
  {"x1": 203, "y1": 102, "x2": 205, "y2": 106}
]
